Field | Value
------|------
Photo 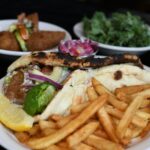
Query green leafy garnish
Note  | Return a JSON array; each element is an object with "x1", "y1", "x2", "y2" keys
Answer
[
  {"x1": 83, "y1": 11, "x2": 150, "y2": 47},
  {"x1": 23, "y1": 82, "x2": 56, "y2": 116}
]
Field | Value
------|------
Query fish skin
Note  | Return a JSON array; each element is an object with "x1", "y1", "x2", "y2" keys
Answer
[{"x1": 31, "y1": 52, "x2": 143, "y2": 69}]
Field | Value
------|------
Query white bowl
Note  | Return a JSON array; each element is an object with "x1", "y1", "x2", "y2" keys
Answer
[
  {"x1": 0, "y1": 19, "x2": 72, "y2": 57},
  {"x1": 73, "y1": 22, "x2": 150, "y2": 55}
]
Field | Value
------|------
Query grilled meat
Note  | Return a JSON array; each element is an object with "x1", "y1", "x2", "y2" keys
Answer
[
  {"x1": 31, "y1": 52, "x2": 143, "y2": 69},
  {"x1": 26, "y1": 31, "x2": 66, "y2": 51},
  {"x1": 0, "y1": 31, "x2": 20, "y2": 51},
  {"x1": 4, "y1": 71, "x2": 26, "y2": 104}
]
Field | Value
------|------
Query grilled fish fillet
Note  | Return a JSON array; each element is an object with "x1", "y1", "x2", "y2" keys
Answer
[
  {"x1": 7, "y1": 52, "x2": 143, "y2": 72},
  {"x1": 32, "y1": 52, "x2": 143, "y2": 68}
]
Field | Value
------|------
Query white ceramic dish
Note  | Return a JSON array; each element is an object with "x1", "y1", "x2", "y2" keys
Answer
[
  {"x1": 0, "y1": 19, "x2": 72, "y2": 56},
  {"x1": 0, "y1": 65, "x2": 150, "y2": 150},
  {"x1": 73, "y1": 22, "x2": 150, "y2": 55}
]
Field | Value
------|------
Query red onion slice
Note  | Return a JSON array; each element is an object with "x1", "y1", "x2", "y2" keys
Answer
[
  {"x1": 59, "y1": 39, "x2": 98, "y2": 57},
  {"x1": 27, "y1": 73, "x2": 63, "y2": 89}
]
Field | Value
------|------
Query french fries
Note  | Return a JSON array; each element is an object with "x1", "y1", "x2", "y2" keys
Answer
[
  {"x1": 105, "y1": 105, "x2": 123, "y2": 119},
  {"x1": 94, "y1": 129, "x2": 109, "y2": 139},
  {"x1": 41, "y1": 128, "x2": 57, "y2": 136},
  {"x1": 15, "y1": 132, "x2": 30, "y2": 143},
  {"x1": 27, "y1": 124, "x2": 40, "y2": 136},
  {"x1": 56, "y1": 141, "x2": 68, "y2": 149},
  {"x1": 67, "y1": 121, "x2": 99, "y2": 147},
  {"x1": 140, "y1": 122, "x2": 150, "y2": 138},
  {"x1": 50, "y1": 114, "x2": 64, "y2": 122},
  {"x1": 27, "y1": 94, "x2": 107, "y2": 149},
  {"x1": 116, "y1": 91, "x2": 146, "y2": 139},
  {"x1": 131, "y1": 127, "x2": 143, "y2": 138},
  {"x1": 140, "y1": 107, "x2": 150, "y2": 113},
  {"x1": 56, "y1": 113, "x2": 78, "y2": 128},
  {"x1": 72, "y1": 143, "x2": 95, "y2": 150},
  {"x1": 92, "y1": 78, "x2": 127, "y2": 110},
  {"x1": 86, "y1": 86, "x2": 98, "y2": 101},
  {"x1": 39, "y1": 120, "x2": 57, "y2": 129},
  {"x1": 70, "y1": 101, "x2": 90, "y2": 113},
  {"x1": 116, "y1": 92, "x2": 132, "y2": 103},
  {"x1": 115, "y1": 84, "x2": 150, "y2": 95},
  {"x1": 85, "y1": 135, "x2": 123, "y2": 150},
  {"x1": 44, "y1": 144, "x2": 61, "y2": 150},
  {"x1": 97, "y1": 107, "x2": 119, "y2": 143},
  {"x1": 14, "y1": 78, "x2": 150, "y2": 150},
  {"x1": 105, "y1": 105, "x2": 148, "y2": 128}
]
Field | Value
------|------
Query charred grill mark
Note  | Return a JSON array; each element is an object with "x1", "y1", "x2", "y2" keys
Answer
[
  {"x1": 112, "y1": 54, "x2": 143, "y2": 68},
  {"x1": 31, "y1": 52, "x2": 143, "y2": 69},
  {"x1": 32, "y1": 52, "x2": 47, "y2": 59}
]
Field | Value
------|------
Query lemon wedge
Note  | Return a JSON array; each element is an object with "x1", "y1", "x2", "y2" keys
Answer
[{"x1": 0, "y1": 93, "x2": 34, "y2": 132}]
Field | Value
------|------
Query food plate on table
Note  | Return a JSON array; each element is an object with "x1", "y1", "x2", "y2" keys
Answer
[
  {"x1": 73, "y1": 12, "x2": 150, "y2": 55},
  {"x1": 0, "y1": 51, "x2": 150, "y2": 150},
  {"x1": 0, "y1": 13, "x2": 71, "y2": 57}
]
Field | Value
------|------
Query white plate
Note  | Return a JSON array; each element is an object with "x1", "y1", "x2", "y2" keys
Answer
[
  {"x1": 73, "y1": 22, "x2": 150, "y2": 55},
  {"x1": 0, "y1": 66, "x2": 150, "y2": 150},
  {"x1": 0, "y1": 19, "x2": 72, "y2": 56}
]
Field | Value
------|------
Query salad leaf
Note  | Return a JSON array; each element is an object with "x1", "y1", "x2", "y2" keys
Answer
[
  {"x1": 83, "y1": 11, "x2": 150, "y2": 47},
  {"x1": 23, "y1": 82, "x2": 56, "y2": 116}
]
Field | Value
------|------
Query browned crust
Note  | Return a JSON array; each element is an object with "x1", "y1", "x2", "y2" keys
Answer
[
  {"x1": 26, "y1": 31, "x2": 66, "y2": 51},
  {"x1": 0, "y1": 31, "x2": 20, "y2": 51},
  {"x1": 31, "y1": 52, "x2": 143, "y2": 69}
]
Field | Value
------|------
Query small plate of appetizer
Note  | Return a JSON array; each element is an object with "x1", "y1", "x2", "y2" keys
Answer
[
  {"x1": 73, "y1": 11, "x2": 150, "y2": 55},
  {"x1": 0, "y1": 13, "x2": 71, "y2": 56}
]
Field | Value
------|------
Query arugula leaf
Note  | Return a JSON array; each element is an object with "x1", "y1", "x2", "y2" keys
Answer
[{"x1": 83, "y1": 11, "x2": 150, "y2": 47}]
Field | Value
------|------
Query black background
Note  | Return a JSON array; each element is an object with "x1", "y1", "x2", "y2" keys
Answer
[{"x1": 0, "y1": 0, "x2": 150, "y2": 149}]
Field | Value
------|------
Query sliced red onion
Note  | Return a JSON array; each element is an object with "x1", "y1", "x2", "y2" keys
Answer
[
  {"x1": 27, "y1": 73, "x2": 63, "y2": 89},
  {"x1": 59, "y1": 39, "x2": 98, "y2": 57}
]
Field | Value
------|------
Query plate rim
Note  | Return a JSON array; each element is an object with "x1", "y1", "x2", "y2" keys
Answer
[
  {"x1": 0, "y1": 19, "x2": 72, "y2": 56},
  {"x1": 73, "y1": 22, "x2": 150, "y2": 52}
]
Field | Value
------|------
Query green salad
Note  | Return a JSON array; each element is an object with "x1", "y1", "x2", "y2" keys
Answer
[{"x1": 83, "y1": 11, "x2": 150, "y2": 47}]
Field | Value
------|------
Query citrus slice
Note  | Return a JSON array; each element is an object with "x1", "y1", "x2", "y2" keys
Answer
[{"x1": 0, "y1": 93, "x2": 34, "y2": 131}]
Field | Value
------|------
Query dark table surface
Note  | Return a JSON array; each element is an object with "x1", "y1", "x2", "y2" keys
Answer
[{"x1": 0, "y1": 0, "x2": 150, "y2": 150}]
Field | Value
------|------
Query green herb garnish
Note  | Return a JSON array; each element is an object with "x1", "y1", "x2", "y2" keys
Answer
[{"x1": 83, "y1": 11, "x2": 150, "y2": 47}]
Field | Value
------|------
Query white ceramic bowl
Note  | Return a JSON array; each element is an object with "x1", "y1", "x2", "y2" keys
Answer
[
  {"x1": 0, "y1": 19, "x2": 72, "y2": 57},
  {"x1": 73, "y1": 22, "x2": 150, "y2": 55}
]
